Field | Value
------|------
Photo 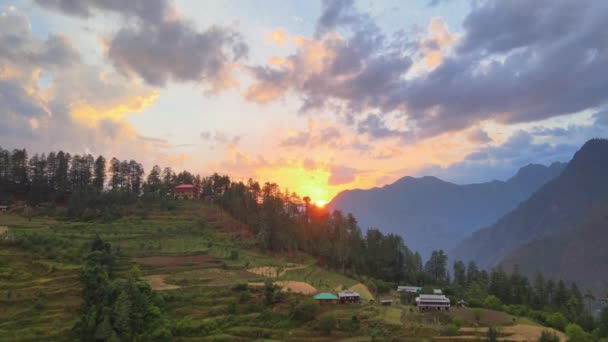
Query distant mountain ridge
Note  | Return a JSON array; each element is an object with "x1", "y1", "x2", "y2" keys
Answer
[
  {"x1": 328, "y1": 161, "x2": 566, "y2": 258},
  {"x1": 451, "y1": 139, "x2": 608, "y2": 290}
]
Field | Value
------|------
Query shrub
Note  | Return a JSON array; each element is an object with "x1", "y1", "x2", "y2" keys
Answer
[
  {"x1": 440, "y1": 323, "x2": 460, "y2": 336},
  {"x1": 565, "y1": 323, "x2": 593, "y2": 342},
  {"x1": 231, "y1": 283, "x2": 248, "y2": 292},
  {"x1": 487, "y1": 325, "x2": 499, "y2": 342},
  {"x1": 289, "y1": 298, "x2": 320, "y2": 322},
  {"x1": 472, "y1": 308, "x2": 484, "y2": 324},
  {"x1": 546, "y1": 312, "x2": 568, "y2": 331},
  {"x1": 452, "y1": 316, "x2": 464, "y2": 328},
  {"x1": 483, "y1": 295, "x2": 503, "y2": 311},
  {"x1": 318, "y1": 315, "x2": 336, "y2": 335}
]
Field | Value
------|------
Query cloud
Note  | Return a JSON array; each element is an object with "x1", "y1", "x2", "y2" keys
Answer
[
  {"x1": 467, "y1": 128, "x2": 492, "y2": 144},
  {"x1": 36, "y1": 0, "x2": 248, "y2": 90},
  {"x1": 594, "y1": 110, "x2": 608, "y2": 126},
  {"x1": 245, "y1": 0, "x2": 413, "y2": 114},
  {"x1": 418, "y1": 130, "x2": 580, "y2": 184},
  {"x1": 201, "y1": 130, "x2": 241, "y2": 146},
  {"x1": 0, "y1": 9, "x2": 177, "y2": 168},
  {"x1": 247, "y1": 0, "x2": 608, "y2": 145},
  {"x1": 419, "y1": 17, "x2": 458, "y2": 68},
  {"x1": 328, "y1": 165, "x2": 360, "y2": 185},
  {"x1": 280, "y1": 121, "x2": 342, "y2": 147}
]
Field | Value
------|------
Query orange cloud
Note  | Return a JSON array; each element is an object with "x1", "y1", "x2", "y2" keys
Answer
[
  {"x1": 267, "y1": 29, "x2": 289, "y2": 47},
  {"x1": 420, "y1": 17, "x2": 459, "y2": 68}
]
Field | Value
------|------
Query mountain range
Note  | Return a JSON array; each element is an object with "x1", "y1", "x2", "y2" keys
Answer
[
  {"x1": 451, "y1": 138, "x2": 608, "y2": 292},
  {"x1": 328, "y1": 161, "x2": 566, "y2": 259}
]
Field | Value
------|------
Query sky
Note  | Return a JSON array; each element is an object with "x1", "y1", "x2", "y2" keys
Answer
[{"x1": 1, "y1": 0, "x2": 608, "y2": 204}]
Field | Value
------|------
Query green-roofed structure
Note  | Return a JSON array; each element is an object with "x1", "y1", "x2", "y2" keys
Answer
[{"x1": 313, "y1": 292, "x2": 338, "y2": 304}]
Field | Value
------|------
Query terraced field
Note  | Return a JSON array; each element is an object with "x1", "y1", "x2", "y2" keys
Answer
[{"x1": 0, "y1": 201, "x2": 564, "y2": 341}]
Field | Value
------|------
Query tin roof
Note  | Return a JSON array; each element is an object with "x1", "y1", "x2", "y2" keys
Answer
[
  {"x1": 175, "y1": 184, "x2": 197, "y2": 189},
  {"x1": 314, "y1": 293, "x2": 338, "y2": 300},
  {"x1": 338, "y1": 290, "x2": 360, "y2": 297}
]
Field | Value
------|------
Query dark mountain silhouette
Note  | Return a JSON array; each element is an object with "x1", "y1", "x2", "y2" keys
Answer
[
  {"x1": 327, "y1": 161, "x2": 566, "y2": 258},
  {"x1": 501, "y1": 203, "x2": 608, "y2": 294},
  {"x1": 451, "y1": 138, "x2": 608, "y2": 274}
]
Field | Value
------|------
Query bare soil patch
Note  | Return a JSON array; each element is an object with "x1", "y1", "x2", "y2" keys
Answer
[
  {"x1": 275, "y1": 281, "x2": 317, "y2": 294},
  {"x1": 247, "y1": 264, "x2": 306, "y2": 278},
  {"x1": 143, "y1": 275, "x2": 180, "y2": 291},
  {"x1": 0, "y1": 226, "x2": 8, "y2": 235},
  {"x1": 134, "y1": 255, "x2": 216, "y2": 269},
  {"x1": 248, "y1": 280, "x2": 318, "y2": 294}
]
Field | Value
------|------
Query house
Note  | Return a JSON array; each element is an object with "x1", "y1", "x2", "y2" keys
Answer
[
  {"x1": 415, "y1": 294, "x2": 451, "y2": 311},
  {"x1": 0, "y1": 205, "x2": 8, "y2": 214},
  {"x1": 338, "y1": 290, "x2": 360, "y2": 304},
  {"x1": 313, "y1": 292, "x2": 338, "y2": 304},
  {"x1": 433, "y1": 289, "x2": 443, "y2": 295},
  {"x1": 174, "y1": 184, "x2": 200, "y2": 200},
  {"x1": 380, "y1": 299, "x2": 393, "y2": 306},
  {"x1": 397, "y1": 286, "x2": 422, "y2": 293}
]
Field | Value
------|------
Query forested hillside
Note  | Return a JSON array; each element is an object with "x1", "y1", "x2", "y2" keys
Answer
[
  {"x1": 328, "y1": 162, "x2": 565, "y2": 258},
  {"x1": 2, "y1": 144, "x2": 608, "y2": 340},
  {"x1": 451, "y1": 139, "x2": 608, "y2": 284}
]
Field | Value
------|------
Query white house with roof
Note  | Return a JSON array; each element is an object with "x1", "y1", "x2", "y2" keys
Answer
[
  {"x1": 415, "y1": 294, "x2": 451, "y2": 311},
  {"x1": 338, "y1": 290, "x2": 360, "y2": 303}
]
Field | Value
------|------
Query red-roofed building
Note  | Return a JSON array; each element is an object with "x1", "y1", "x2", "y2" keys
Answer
[{"x1": 174, "y1": 184, "x2": 200, "y2": 200}]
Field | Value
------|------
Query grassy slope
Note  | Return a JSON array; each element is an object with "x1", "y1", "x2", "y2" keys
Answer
[{"x1": 0, "y1": 201, "x2": 562, "y2": 341}]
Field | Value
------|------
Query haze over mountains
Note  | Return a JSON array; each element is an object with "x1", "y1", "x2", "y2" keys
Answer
[
  {"x1": 328, "y1": 161, "x2": 566, "y2": 259},
  {"x1": 452, "y1": 138, "x2": 608, "y2": 292}
]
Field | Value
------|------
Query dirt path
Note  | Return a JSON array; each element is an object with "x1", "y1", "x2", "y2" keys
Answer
[{"x1": 143, "y1": 275, "x2": 180, "y2": 291}]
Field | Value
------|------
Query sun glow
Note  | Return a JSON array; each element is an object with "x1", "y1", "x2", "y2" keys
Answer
[{"x1": 314, "y1": 199, "x2": 328, "y2": 207}]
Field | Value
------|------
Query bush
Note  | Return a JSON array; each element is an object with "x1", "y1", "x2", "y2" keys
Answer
[
  {"x1": 487, "y1": 325, "x2": 499, "y2": 342},
  {"x1": 440, "y1": 323, "x2": 460, "y2": 336},
  {"x1": 472, "y1": 308, "x2": 484, "y2": 324},
  {"x1": 318, "y1": 315, "x2": 336, "y2": 335},
  {"x1": 538, "y1": 330, "x2": 560, "y2": 342},
  {"x1": 483, "y1": 295, "x2": 503, "y2": 311},
  {"x1": 565, "y1": 323, "x2": 593, "y2": 342},
  {"x1": 452, "y1": 316, "x2": 464, "y2": 328},
  {"x1": 289, "y1": 298, "x2": 320, "y2": 322},
  {"x1": 546, "y1": 312, "x2": 568, "y2": 331}
]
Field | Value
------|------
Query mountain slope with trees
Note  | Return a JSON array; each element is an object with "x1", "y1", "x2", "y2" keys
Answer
[
  {"x1": 451, "y1": 139, "x2": 608, "y2": 282},
  {"x1": 327, "y1": 162, "x2": 566, "y2": 258}
]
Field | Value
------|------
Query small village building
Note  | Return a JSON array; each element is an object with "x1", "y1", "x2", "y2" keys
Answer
[
  {"x1": 0, "y1": 205, "x2": 8, "y2": 213},
  {"x1": 415, "y1": 294, "x2": 451, "y2": 311},
  {"x1": 338, "y1": 290, "x2": 360, "y2": 304},
  {"x1": 433, "y1": 289, "x2": 443, "y2": 295},
  {"x1": 174, "y1": 184, "x2": 200, "y2": 200},
  {"x1": 457, "y1": 299, "x2": 468, "y2": 307},
  {"x1": 380, "y1": 299, "x2": 393, "y2": 306},
  {"x1": 313, "y1": 292, "x2": 338, "y2": 304},
  {"x1": 397, "y1": 286, "x2": 422, "y2": 293}
]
